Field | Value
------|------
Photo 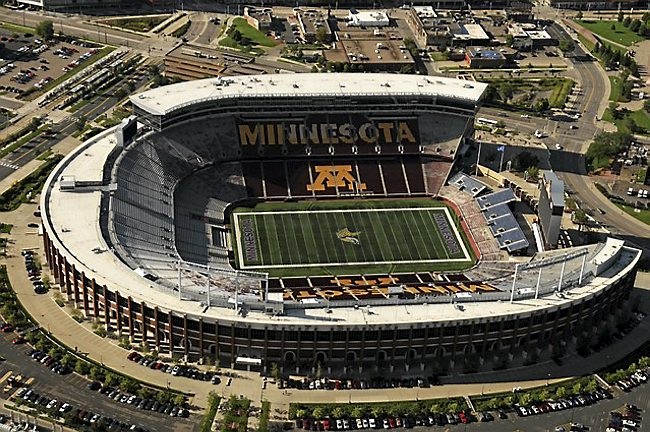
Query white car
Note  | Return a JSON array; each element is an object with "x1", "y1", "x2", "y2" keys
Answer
[
  {"x1": 520, "y1": 114, "x2": 530, "y2": 118},
  {"x1": 555, "y1": 143, "x2": 563, "y2": 150},
  {"x1": 369, "y1": 418, "x2": 376, "y2": 429},
  {"x1": 46, "y1": 399, "x2": 58, "y2": 410},
  {"x1": 622, "y1": 420, "x2": 637, "y2": 427}
]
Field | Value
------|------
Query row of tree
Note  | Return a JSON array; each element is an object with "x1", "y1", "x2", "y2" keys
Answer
[
  {"x1": 592, "y1": 42, "x2": 638, "y2": 76},
  {"x1": 617, "y1": 11, "x2": 650, "y2": 37}
]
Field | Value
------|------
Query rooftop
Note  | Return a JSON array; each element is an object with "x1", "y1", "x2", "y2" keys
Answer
[
  {"x1": 454, "y1": 23, "x2": 490, "y2": 41},
  {"x1": 129, "y1": 73, "x2": 489, "y2": 117}
]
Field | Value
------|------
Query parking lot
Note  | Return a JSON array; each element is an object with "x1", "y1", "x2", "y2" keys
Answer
[
  {"x1": 0, "y1": 314, "x2": 196, "y2": 432},
  {"x1": 0, "y1": 29, "x2": 104, "y2": 98}
]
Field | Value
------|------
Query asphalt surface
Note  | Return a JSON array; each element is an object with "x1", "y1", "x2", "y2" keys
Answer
[{"x1": 0, "y1": 329, "x2": 196, "y2": 432}]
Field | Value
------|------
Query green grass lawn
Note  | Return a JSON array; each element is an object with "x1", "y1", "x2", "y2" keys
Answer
[
  {"x1": 609, "y1": 76, "x2": 624, "y2": 102},
  {"x1": 575, "y1": 20, "x2": 645, "y2": 47},
  {"x1": 219, "y1": 17, "x2": 276, "y2": 54},
  {"x1": 602, "y1": 107, "x2": 650, "y2": 133},
  {"x1": 628, "y1": 109, "x2": 650, "y2": 130},
  {"x1": 232, "y1": 199, "x2": 472, "y2": 275},
  {"x1": 105, "y1": 16, "x2": 169, "y2": 32},
  {"x1": 616, "y1": 203, "x2": 650, "y2": 225}
]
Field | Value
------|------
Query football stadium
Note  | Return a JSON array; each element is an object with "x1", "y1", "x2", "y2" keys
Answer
[{"x1": 40, "y1": 73, "x2": 642, "y2": 374}]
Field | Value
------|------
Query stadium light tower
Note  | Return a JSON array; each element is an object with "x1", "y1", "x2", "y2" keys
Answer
[
  {"x1": 177, "y1": 259, "x2": 182, "y2": 300},
  {"x1": 206, "y1": 264, "x2": 211, "y2": 308},
  {"x1": 509, "y1": 264, "x2": 519, "y2": 304}
]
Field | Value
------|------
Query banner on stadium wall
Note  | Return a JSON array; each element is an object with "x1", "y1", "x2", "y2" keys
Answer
[
  {"x1": 281, "y1": 278, "x2": 501, "y2": 301},
  {"x1": 236, "y1": 115, "x2": 420, "y2": 147}
]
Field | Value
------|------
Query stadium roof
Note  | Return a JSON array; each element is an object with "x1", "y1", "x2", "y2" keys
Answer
[{"x1": 129, "y1": 73, "x2": 488, "y2": 117}]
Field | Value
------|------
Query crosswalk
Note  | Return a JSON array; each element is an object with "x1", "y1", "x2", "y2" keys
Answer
[{"x1": 0, "y1": 161, "x2": 19, "y2": 170}]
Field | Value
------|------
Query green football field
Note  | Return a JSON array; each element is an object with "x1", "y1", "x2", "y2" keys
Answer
[{"x1": 232, "y1": 200, "x2": 472, "y2": 272}]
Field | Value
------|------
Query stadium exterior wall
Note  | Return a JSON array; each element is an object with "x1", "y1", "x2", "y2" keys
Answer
[{"x1": 42, "y1": 227, "x2": 638, "y2": 373}]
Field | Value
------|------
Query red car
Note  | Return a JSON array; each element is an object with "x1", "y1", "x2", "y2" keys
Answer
[
  {"x1": 458, "y1": 412, "x2": 469, "y2": 424},
  {"x1": 12, "y1": 336, "x2": 25, "y2": 344},
  {"x1": 1, "y1": 323, "x2": 14, "y2": 332}
]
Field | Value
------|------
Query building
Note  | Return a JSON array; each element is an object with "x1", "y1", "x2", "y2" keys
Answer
[
  {"x1": 406, "y1": 6, "x2": 454, "y2": 48},
  {"x1": 244, "y1": 7, "x2": 274, "y2": 31},
  {"x1": 323, "y1": 39, "x2": 415, "y2": 72},
  {"x1": 538, "y1": 170, "x2": 565, "y2": 249},
  {"x1": 508, "y1": 23, "x2": 556, "y2": 50},
  {"x1": 453, "y1": 23, "x2": 491, "y2": 47},
  {"x1": 465, "y1": 47, "x2": 508, "y2": 68},
  {"x1": 39, "y1": 74, "x2": 641, "y2": 375},
  {"x1": 295, "y1": 9, "x2": 332, "y2": 43},
  {"x1": 163, "y1": 45, "x2": 276, "y2": 81},
  {"x1": 347, "y1": 9, "x2": 391, "y2": 27}
]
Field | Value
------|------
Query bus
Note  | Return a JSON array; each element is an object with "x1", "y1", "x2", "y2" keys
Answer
[{"x1": 476, "y1": 117, "x2": 498, "y2": 126}]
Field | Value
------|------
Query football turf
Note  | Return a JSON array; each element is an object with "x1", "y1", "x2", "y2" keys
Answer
[{"x1": 232, "y1": 200, "x2": 472, "y2": 272}]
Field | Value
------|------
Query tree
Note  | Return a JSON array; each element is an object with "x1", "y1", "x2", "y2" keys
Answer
[
  {"x1": 312, "y1": 407, "x2": 326, "y2": 419},
  {"x1": 512, "y1": 151, "x2": 539, "y2": 171},
  {"x1": 315, "y1": 27, "x2": 329, "y2": 44},
  {"x1": 623, "y1": 16, "x2": 631, "y2": 27},
  {"x1": 75, "y1": 361, "x2": 90, "y2": 375},
  {"x1": 270, "y1": 362, "x2": 280, "y2": 381},
  {"x1": 555, "y1": 386, "x2": 567, "y2": 399},
  {"x1": 331, "y1": 407, "x2": 346, "y2": 419},
  {"x1": 525, "y1": 166, "x2": 539, "y2": 181},
  {"x1": 403, "y1": 38, "x2": 419, "y2": 58},
  {"x1": 559, "y1": 39, "x2": 575, "y2": 53},
  {"x1": 630, "y1": 19, "x2": 641, "y2": 33},
  {"x1": 638, "y1": 22, "x2": 647, "y2": 37},
  {"x1": 36, "y1": 20, "x2": 54, "y2": 40},
  {"x1": 89, "y1": 365, "x2": 104, "y2": 381},
  {"x1": 617, "y1": 10, "x2": 624, "y2": 22},
  {"x1": 505, "y1": 34, "x2": 514, "y2": 47},
  {"x1": 497, "y1": 82, "x2": 514, "y2": 101},
  {"x1": 611, "y1": 23, "x2": 616, "y2": 31},
  {"x1": 576, "y1": 11, "x2": 583, "y2": 20},
  {"x1": 172, "y1": 394, "x2": 186, "y2": 406},
  {"x1": 104, "y1": 372, "x2": 119, "y2": 387},
  {"x1": 75, "y1": 115, "x2": 86, "y2": 132},
  {"x1": 119, "y1": 377, "x2": 139, "y2": 393}
]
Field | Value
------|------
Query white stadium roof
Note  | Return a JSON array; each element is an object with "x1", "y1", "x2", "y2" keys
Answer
[{"x1": 130, "y1": 73, "x2": 489, "y2": 117}]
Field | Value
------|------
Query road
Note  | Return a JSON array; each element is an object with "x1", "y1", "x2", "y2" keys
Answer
[{"x1": 2, "y1": 8, "x2": 146, "y2": 47}]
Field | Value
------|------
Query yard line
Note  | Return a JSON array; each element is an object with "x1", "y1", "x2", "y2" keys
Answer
[
  {"x1": 350, "y1": 210, "x2": 382, "y2": 263},
  {"x1": 297, "y1": 211, "x2": 320, "y2": 264},
  {"x1": 424, "y1": 210, "x2": 451, "y2": 259},
  {"x1": 411, "y1": 209, "x2": 443, "y2": 260},
  {"x1": 392, "y1": 210, "x2": 420, "y2": 261},
  {"x1": 367, "y1": 209, "x2": 396, "y2": 261},
  {"x1": 310, "y1": 212, "x2": 335, "y2": 264},
  {"x1": 251, "y1": 214, "x2": 266, "y2": 266},
  {"x1": 267, "y1": 214, "x2": 288, "y2": 266},
  {"x1": 382, "y1": 210, "x2": 412, "y2": 260},
  {"x1": 286, "y1": 212, "x2": 307, "y2": 265}
]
